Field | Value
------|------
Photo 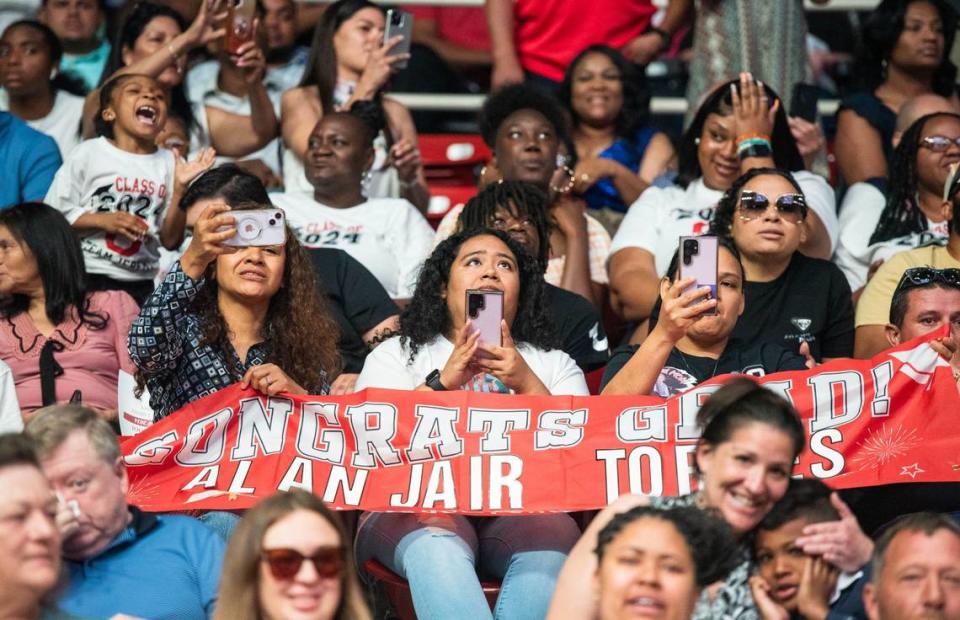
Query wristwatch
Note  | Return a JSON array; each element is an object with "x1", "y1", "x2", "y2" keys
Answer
[
  {"x1": 425, "y1": 369, "x2": 448, "y2": 391},
  {"x1": 645, "y1": 26, "x2": 671, "y2": 52}
]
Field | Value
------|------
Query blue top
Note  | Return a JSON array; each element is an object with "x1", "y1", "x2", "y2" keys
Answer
[
  {"x1": 0, "y1": 112, "x2": 62, "y2": 208},
  {"x1": 59, "y1": 508, "x2": 225, "y2": 620},
  {"x1": 581, "y1": 126, "x2": 658, "y2": 214}
]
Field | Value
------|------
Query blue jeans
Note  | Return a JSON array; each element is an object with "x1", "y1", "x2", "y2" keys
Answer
[{"x1": 356, "y1": 512, "x2": 580, "y2": 620}]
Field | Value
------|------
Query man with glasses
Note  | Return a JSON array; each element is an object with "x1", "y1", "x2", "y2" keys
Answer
[
  {"x1": 855, "y1": 163, "x2": 960, "y2": 358},
  {"x1": 25, "y1": 404, "x2": 225, "y2": 619}
]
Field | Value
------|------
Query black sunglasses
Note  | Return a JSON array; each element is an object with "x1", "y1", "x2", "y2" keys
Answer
[
  {"x1": 738, "y1": 190, "x2": 808, "y2": 222},
  {"x1": 894, "y1": 268, "x2": 960, "y2": 295},
  {"x1": 261, "y1": 546, "x2": 345, "y2": 580}
]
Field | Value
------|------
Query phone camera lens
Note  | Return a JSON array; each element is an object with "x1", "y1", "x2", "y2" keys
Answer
[{"x1": 268, "y1": 219, "x2": 276, "y2": 226}]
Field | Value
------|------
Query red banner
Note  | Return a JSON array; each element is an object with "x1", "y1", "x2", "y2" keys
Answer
[{"x1": 122, "y1": 335, "x2": 960, "y2": 514}]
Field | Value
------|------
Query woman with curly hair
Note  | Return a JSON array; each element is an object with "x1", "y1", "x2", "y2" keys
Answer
[
  {"x1": 834, "y1": 0, "x2": 959, "y2": 186},
  {"x1": 214, "y1": 489, "x2": 370, "y2": 620},
  {"x1": 129, "y1": 201, "x2": 340, "y2": 421},
  {"x1": 558, "y1": 44, "x2": 675, "y2": 232},
  {"x1": 354, "y1": 228, "x2": 586, "y2": 619}
]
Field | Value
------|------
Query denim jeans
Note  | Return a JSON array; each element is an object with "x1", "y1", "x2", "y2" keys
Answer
[{"x1": 356, "y1": 512, "x2": 580, "y2": 620}]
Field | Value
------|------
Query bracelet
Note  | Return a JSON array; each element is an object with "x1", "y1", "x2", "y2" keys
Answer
[
  {"x1": 167, "y1": 43, "x2": 180, "y2": 62},
  {"x1": 735, "y1": 132, "x2": 771, "y2": 144},
  {"x1": 736, "y1": 137, "x2": 772, "y2": 153},
  {"x1": 738, "y1": 143, "x2": 773, "y2": 160}
]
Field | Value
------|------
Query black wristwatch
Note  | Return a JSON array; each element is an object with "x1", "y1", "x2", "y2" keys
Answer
[
  {"x1": 645, "y1": 26, "x2": 671, "y2": 52},
  {"x1": 425, "y1": 369, "x2": 448, "y2": 391}
]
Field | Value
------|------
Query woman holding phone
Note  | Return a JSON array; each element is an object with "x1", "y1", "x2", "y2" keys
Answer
[
  {"x1": 280, "y1": 0, "x2": 428, "y2": 211},
  {"x1": 355, "y1": 228, "x2": 586, "y2": 619},
  {"x1": 129, "y1": 201, "x2": 341, "y2": 420}
]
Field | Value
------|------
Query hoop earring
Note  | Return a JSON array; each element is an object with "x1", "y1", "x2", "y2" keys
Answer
[
  {"x1": 694, "y1": 137, "x2": 701, "y2": 145},
  {"x1": 550, "y1": 165, "x2": 576, "y2": 194}
]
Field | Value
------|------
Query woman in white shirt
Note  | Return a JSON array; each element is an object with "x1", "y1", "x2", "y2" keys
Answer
[
  {"x1": 272, "y1": 100, "x2": 433, "y2": 300},
  {"x1": 0, "y1": 20, "x2": 84, "y2": 158},
  {"x1": 355, "y1": 228, "x2": 586, "y2": 620},
  {"x1": 608, "y1": 75, "x2": 838, "y2": 326}
]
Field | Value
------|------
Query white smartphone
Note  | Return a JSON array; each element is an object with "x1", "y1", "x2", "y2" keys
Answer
[
  {"x1": 678, "y1": 235, "x2": 718, "y2": 316},
  {"x1": 383, "y1": 9, "x2": 413, "y2": 70},
  {"x1": 466, "y1": 289, "x2": 503, "y2": 349},
  {"x1": 224, "y1": 209, "x2": 286, "y2": 246}
]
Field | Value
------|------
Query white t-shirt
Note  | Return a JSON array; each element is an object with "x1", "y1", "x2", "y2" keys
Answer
[
  {"x1": 835, "y1": 182, "x2": 949, "y2": 290},
  {"x1": 0, "y1": 359, "x2": 23, "y2": 434},
  {"x1": 610, "y1": 172, "x2": 839, "y2": 277},
  {"x1": 356, "y1": 335, "x2": 589, "y2": 396},
  {"x1": 45, "y1": 137, "x2": 176, "y2": 281},
  {"x1": 0, "y1": 89, "x2": 84, "y2": 159},
  {"x1": 273, "y1": 192, "x2": 433, "y2": 298}
]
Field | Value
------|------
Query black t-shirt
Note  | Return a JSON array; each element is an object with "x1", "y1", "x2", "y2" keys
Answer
[
  {"x1": 544, "y1": 283, "x2": 609, "y2": 371},
  {"x1": 601, "y1": 341, "x2": 808, "y2": 396},
  {"x1": 731, "y1": 253, "x2": 854, "y2": 361},
  {"x1": 308, "y1": 248, "x2": 399, "y2": 373}
]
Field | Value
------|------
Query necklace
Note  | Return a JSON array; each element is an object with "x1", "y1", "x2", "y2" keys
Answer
[{"x1": 676, "y1": 349, "x2": 721, "y2": 383}]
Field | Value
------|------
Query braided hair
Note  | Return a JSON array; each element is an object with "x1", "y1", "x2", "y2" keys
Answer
[{"x1": 871, "y1": 111, "x2": 960, "y2": 245}]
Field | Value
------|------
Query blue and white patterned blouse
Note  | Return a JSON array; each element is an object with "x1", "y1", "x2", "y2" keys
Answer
[{"x1": 128, "y1": 260, "x2": 328, "y2": 420}]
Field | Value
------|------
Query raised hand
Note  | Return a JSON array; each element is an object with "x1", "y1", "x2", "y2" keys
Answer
[
  {"x1": 241, "y1": 363, "x2": 306, "y2": 396},
  {"x1": 731, "y1": 72, "x2": 778, "y2": 140},
  {"x1": 180, "y1": 202, "x2": 237, "y2": 279},
  {"x1": 653, "y1": 277, "x2": 717, "y2": 343},
  {"x1": 796, "y1": 492, "x2": 874, "y2": 572},
  {"x1": 175, "y1": 147, "x2": 217, "y2": 188},
  {"x1": 438, "y1": 322, "x2": 481, "y2": 390}
]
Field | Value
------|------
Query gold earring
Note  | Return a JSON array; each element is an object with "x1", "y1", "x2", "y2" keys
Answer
[{"x1": 550, "y1": 165, "x2": 576, "y2": 194}]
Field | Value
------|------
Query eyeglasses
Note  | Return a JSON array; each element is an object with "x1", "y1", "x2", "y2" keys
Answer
[
  {"x1": 920, "y1": 135, "x2": 960, "y2": 152},
  {"x1": 261, "y1": 547, "x2": 345, "y2": 580},
  {"x1": 893, "y1": 267, "x2": 960, "y2": 295},
  {"x1": 737, "y1": 191, "x2": 808, "y2": 223}
]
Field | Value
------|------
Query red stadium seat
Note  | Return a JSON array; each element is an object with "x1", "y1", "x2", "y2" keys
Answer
[
  {"x1": 426, "y1": 184, "x2": 477, "y2": 229},
  {"x1": 364, "y1": 558, "x2": 500, "y2": 620}
]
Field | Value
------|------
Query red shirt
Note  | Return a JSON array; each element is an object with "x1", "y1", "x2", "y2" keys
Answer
[
  {"x1": 513, "y1": 0, "x2": 655, "y2": 81},
  {"x1": 405, "y1": 6, "x2": 491, "y2": 52}
]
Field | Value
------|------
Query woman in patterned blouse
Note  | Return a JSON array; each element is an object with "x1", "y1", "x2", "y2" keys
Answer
[{"x1": 129, "y1": 200, "x2": 341, "y2": 420}]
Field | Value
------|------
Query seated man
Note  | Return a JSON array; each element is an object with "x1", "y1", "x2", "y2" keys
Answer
[
  {"x1": 601, "y1": 237, "x2": 807, "y2": 396},
  {"x1": 25, "y1": 404, "x2": 225, "y2": 619},
  {"x1": 856, "y1": 164, "x2": 960, "y2": 358},
  {"x1": 750, "y1": 478, "x2": 870, "y2": 620},
  {"x1": 863, "y1": 512, "x2": 960, "y2": 620}
]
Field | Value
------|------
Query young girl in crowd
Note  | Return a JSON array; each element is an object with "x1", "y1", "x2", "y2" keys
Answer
[{"x1": 44, "y1": 73, "x2": 214, "y2": 304}]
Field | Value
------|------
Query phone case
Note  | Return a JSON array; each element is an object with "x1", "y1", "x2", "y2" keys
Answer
[
  {"x1": 224, "y1": 209, "x2": 286, "y2": 246},
  {"x1": 466, "y1": 289, "x2": 503, "y2": 349},
  {"x1": 678, "y1": 235, "x2": 718, "y2": 316},
  {"x1": 225, "y1": 0, "x2": 257, "y2": 55},
  {"x1": 790, "y1": 83, "x2": 819, "y2": 122},
  {"x1": 383, "y1": 9, "x2": 413, "y2": 69}
]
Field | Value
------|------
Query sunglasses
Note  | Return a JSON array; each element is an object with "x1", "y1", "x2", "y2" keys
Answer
[
  {"x1": 737, "y1": 191, "x2": 808, "y2": 223},
  {"x1": 920, "y1": 135, "x2": 960, "y2": 152},
  {"x1": 894, "y1": 267, "x2": 960, "y2": 295},
  {"x1": 261, "y1": 546, "x2": 345, "y2": 580}
]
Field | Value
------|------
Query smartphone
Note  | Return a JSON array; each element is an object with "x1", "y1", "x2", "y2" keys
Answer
[
  {"x1": 790, "y1": 82, "x2": 820, "y2": 123},
  {"x1": 383, "y1": 9, "x2": 413, "y2": 70},
  {"x1": 466, "y1": 289, "x2": 503, "y2": 349},
  {"x1": 223, "y1": 209, "x2": 286, "y2": 246},
  {"x1": 678, "y1": 235, "x2": 718, "y2": 316},
  {"x1": 225, "y1": 0, "x2": 257, "y2": 55}
]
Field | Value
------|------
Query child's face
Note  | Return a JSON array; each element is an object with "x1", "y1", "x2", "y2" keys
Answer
[
  {"x1": 105, "y1": 76, "x2": 168, "y2": 143},
  {"x1": 755, "y1": 517, "x2": 810, "y2": 612}
]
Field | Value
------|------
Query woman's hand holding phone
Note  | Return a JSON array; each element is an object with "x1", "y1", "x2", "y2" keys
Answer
[
  {"x1": 353, "y1": 35, "x2": 410, "y2": 102},
  {"x1": 474, "y1": 321, "x2": 550, "y2": 395},
  {"x1": 180, "y1": 202, "x2": 237, "y2": 280},
  {"x1": 653, "y1": 277, "x2": 717, "y2": 343},
  {"x1": 439, "y1": 322, "x2": 481, "y2": 390}
]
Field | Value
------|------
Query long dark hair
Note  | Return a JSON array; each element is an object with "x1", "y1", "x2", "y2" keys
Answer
[
  {"x1": 398, "y1": 228, "x2": 558, "y2": 361},
  {"x1": 856, "y1": 0, "x2": 958, "y2": 95},
  {"x1": 676, "y1": 80, "x2": 804, "y2": 189},
  {"x1": 708, "y1": 168, "x2": 807, "y2": 239},
  {"x1": 99, "y1": 2, "x2": 194, "y2": 133},
  {"x1": 0, "y1": 203, "x2": 107, "y2": 329},
  {"x1": 1, "y1": 20, "x2": 85, "y2": 96},
  {"x1": 559, "y1": 44, "x2": 651, "y2": 142},
  {"x1": 871, "y1": 111, "x2": 960, "y2": 244},
  {"x1": 300, "y1": 0, "x2": 386, "y2": 115}
]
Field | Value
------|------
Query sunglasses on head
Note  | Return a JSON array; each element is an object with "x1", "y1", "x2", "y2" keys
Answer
[
  {"x1": 737, "y1": 190, "x2": 808, "y2": 222},
  {"x1": 921, "y1": 135, "x2": 960, "y2": 153},
  {"x1": 261, "y1": 546, "x2": 344, "y2": 580},
  {"x1": 894, "y1": 267, "x2": 960, "y2": 295}
]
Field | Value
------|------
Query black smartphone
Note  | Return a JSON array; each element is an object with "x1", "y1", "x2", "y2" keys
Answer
[{"x1": 790, "y1": 83, "x2": 819, "y2": 123}]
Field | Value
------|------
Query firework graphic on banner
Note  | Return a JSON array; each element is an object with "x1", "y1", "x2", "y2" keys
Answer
[{"x1": 851, "y1": 423, "x2": 923, "y2": 469}]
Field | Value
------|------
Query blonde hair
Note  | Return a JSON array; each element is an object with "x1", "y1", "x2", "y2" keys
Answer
[{"x1": 214, "y1": 490, "x2": 371, "y2": 620}]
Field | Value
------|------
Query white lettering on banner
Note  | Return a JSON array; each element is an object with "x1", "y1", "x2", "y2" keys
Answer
[
  {"x1": 228, "y1": 460, "x2": 255, "y2": 494},
  {"x1": 872, "y1": 361, "x2": 893, "y2": 417},
  {"x1": 810, "y1": 429, "x2": 845, "y2": 477},
  {"x1": 616, "y1": 406, "x2": 667, "y2": 443},
  {"x1": 627, "y1": 447, "x2": 664, "y2": 496},
  {"x1": 182, "y1": 465, "x2": 219, "y2": 490},
  {"x1": 535, "y1": 409, "x2": 588, "y2": 450},
  {"x1": 346, "y1": 402, "x2": 402, "y2": 468},
  {"x1": 466, "y1": 409, "x2": 530, "y2": 452},
  {"x1": 674, "y1": 444, "x2": 697, "y2": 496},
  {"x1": 676, "y1": 384, "x2": 720, "y2": 440},
  {"x1": 322, "y1": 466, "x2": 367, "y2": 505},
  {"x1": 231, "y1": 397, "x2": 293, "y2": 460},
  {"x1": 279, "y1": 456, "x2": 312, "y2": 491},
  {"x1": 125, "y1": 431, "x2": 178, "y2": 466},
  {"x1": 176, "y1": 407, "x2": 233, "y2": 466},
  {"x1": 297, "y1": 403, "x2": 345, "y2": 465},
  {"x1": 407, "y1": 405, "x2": 463, "y2": 462},
  {"x1": 596, "y1": 449, "x2": 627, "y2": 503},
  {"x1": 808, "y1": 371, "x2": 865, "y2": 433},
  {"x1": 390, "y1": 461, "x2": 458, "y2": 509}
]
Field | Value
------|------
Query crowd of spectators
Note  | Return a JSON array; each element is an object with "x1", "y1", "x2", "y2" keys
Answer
[{"x1": 2, "y1": 0, "x2": 960, "y2": 618}]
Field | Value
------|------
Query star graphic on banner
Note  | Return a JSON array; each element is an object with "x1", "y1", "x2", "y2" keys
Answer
[{"x1": 900, "y1": 463, "x2": 925, "y2": 479}]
